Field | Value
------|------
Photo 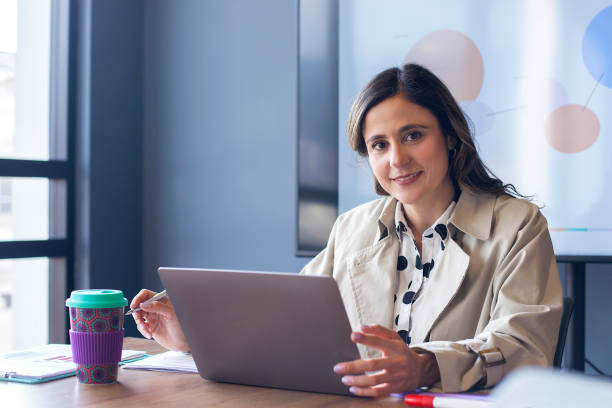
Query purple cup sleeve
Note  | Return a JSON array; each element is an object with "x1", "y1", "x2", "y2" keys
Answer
[{"x1": 69, "y1": 329, "x2": 125, "y2": 365}]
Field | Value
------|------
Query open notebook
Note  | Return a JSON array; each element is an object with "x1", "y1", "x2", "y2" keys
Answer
[
  {"x1": 0, "y1": 344, "x2": 146, "y2": 384},
  {"x1": 121, "y1": 350, "x2": 197, "y2": 373}
]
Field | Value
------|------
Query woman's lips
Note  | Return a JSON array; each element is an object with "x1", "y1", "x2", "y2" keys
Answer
[{"x1": 392, "y1": 171, "x2": 422, "y2": 185}]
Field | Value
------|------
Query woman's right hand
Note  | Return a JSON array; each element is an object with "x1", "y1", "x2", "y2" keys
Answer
[{"x1": 130, "y1": 289, "x2": 189, "y2": 352}]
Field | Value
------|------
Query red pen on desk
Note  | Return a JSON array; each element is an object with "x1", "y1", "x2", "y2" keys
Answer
[{"x1": 404, "y1": 394, "x2": 494, "y2": 408}]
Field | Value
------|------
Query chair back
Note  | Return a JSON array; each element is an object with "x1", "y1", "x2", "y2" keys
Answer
[{"x1": 553, "y1": 296, "x2": 574, "y2": 368}]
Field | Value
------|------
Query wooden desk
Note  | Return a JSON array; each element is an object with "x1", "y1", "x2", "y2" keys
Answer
[{"x1": 2, "y1": 337, "x2": 401, "y2": 407}]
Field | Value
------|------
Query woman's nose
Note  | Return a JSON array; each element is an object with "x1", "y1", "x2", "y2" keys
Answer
[{"x1": 389, "y1": 145, "x2": 410, "y2": 168}]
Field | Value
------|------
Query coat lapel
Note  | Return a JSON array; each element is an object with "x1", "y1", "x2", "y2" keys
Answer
[
  {"x1": 411, "y1": 236, "x2": 470, "y2": 344},
  {"x1": 345, "y1": 235, "x2": 399, "y2": 358},
  {"x1": 347, "y1": 236, "x2": 398, "y2": 325}
]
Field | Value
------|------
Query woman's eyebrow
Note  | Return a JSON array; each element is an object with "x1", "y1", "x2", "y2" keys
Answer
[
  {"x1": 398, "y1": 124, "x2": 429, "y2": 132},
  {"x1": 365, "y1": 134, "x2": 386, "y2": 144}
]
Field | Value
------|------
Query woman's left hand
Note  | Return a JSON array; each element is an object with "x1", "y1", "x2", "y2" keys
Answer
[{"x1": 333, "y1": 324, "x2": 439, "y2": 397}]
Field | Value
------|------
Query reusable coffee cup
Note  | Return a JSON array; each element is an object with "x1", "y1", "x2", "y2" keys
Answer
[{"x1": 66, "y1": 289, "x2": 127, "y2": 384}]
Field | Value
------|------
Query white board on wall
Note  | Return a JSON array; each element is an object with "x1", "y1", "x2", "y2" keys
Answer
[{"x1": 338, "y1": 0, "x2": 612, "y2": 257}]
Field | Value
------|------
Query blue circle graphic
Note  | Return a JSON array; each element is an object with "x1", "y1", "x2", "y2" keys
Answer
[{"x1": 583, "y1": 5, "x2": 612, "y2": 88}]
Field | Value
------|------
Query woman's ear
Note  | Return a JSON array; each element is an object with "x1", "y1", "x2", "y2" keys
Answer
[{"x1": 446, "y1": 134, "x2": 457, "y2": 150}]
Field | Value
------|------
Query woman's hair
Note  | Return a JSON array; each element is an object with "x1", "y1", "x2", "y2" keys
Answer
[{"x1": 347, "y1": 63, "x2": 524, "y2": 198}]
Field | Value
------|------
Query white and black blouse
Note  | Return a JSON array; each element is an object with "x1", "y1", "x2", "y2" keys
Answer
[{"x1": 392, "y1": 200, "x2": 457, "y2": 345}]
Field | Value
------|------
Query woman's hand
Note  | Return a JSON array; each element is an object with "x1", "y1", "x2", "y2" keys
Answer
[
  {"x1": 130, "y1": 289, "x2": 189, "y2": 352},
  {"x1": 333, "y1": 324, "x2": 440, "y2": 397}
]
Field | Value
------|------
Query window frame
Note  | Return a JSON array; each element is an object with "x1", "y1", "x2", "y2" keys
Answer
[{"x1": 0, "y1": 0, "x2": 74, "y2": 344}]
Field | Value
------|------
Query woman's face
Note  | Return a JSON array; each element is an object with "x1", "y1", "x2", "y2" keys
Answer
[{"x1": 363, "y1": 94, "x2": 454, "y2": 209}]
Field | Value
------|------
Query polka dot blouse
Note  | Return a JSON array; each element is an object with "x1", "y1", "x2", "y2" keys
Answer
[{"x1": 392, "y1": 200, "x2": 457, "y2": 345}]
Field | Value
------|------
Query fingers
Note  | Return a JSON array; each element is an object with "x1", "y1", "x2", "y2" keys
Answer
[
  {"x1": 350, "y1": 331, "x2": 405, "y2": 356},
  {"x1": 130, "y1": 289, "x2": 157, "y2": 310},
  {"x1": 337, "y1": 326, "x2": 423, "y2": 397},
  {"x1": 347, "y1": 383, "x2": 393, "y2": 398},
  {"x1": 341, "y1": 369, "x2": 405, "y2": 388},
  {"x1": 334, "y1": 356, "x2": 391, "y2": 375},
  {"x1": 137, "y1": 322, "x2": 152, "y2": 339},
  {"x1": 133, "y1": 309, "x2": 147, "y2": 320},
  {"x1": 132, "y1": 310, "x2": 145, "y2": 325},
  {"x1": 361, "y1": 324, "x2": 401, "y2": 340},
  {"x1": 132, "y1": 304, "x2": 165, "y2": 340},
  {"x1": 337, "y1": 357, "x2": 420, "y2": 398},
  {"x1": 139, "y1": 300, "x2": 175, "y2": 319},
  {"x1": 134, "y1": 311, "x2": 153, "y2": 339}
]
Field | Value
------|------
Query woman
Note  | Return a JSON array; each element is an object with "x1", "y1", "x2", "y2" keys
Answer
[{"x1": 132, "y1": 64, "x2": 562, "y2": 396}]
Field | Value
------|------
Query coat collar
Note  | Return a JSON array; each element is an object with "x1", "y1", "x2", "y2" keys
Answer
[
  {"x1": 376, "y1": 196, "x2": 398, "y2": 241},
  {"x1": 448, "y1": 188, "x2": 496, "y2": 240},
  {"x1": 375, "y1": 188, "x2": 497, "y2": 241}
]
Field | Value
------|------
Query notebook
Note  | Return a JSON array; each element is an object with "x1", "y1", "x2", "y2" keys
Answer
[
  {"x1": 0, "y1": 344, "x2": 146, "y2": 384},
  {"x1": 122, "y1": 350, "x2": 197, "y2": 373}
]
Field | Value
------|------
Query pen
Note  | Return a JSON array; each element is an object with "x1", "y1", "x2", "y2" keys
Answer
[
  {"x1": 404, "y1": 394, "x2": 494, "y2": 408},
  {"x1": 125, "y1": 290, "x2": 167, "y2": 315}
]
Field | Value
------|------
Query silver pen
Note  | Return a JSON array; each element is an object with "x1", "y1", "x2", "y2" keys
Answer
[{"x1": 125, "y1": 290, "x2": 167, "y2": 315}]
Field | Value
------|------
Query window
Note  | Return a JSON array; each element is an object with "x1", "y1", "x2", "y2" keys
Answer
[{"x1": 0, "y1": 0, "x2": 73, "y2": 353}]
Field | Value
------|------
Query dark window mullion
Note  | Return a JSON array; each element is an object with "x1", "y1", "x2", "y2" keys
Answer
[
  {"x1": 0, "y1": 239, "x2": 69, "y2": 259},
  {"x1": 0, "y1": 159, "x2": 70, "y2": 179}
]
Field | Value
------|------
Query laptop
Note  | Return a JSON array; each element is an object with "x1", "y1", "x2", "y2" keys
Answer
[{"x1": 158, "y1": 267, "x2": 361, "y2": 396}]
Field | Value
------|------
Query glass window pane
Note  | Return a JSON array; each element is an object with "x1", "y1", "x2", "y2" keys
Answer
[
  {"x1": 0, "y1": 0, "x2": 52, "y2": 160},
  {"x1": 0, "y1": 261, "x2": 11, "y2": 352},
  {"x1": 0, "y1": 257, "x2": 50, "y2": 353},
  {"x1": 0, "y1": 177, "x2": 65, "y2": 241}
]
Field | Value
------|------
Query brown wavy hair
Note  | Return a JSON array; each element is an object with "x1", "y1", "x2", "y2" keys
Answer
[{"x1": 347, "y1": 64, "x2": 524, "y2": 198}]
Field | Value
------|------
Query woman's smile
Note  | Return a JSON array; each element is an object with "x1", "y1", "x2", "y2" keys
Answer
[{"x1": 391, "y1": 171, "x2": 423, "y2": 185}]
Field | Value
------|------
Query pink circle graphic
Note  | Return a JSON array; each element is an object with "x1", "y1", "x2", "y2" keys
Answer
[
  {"x1": 404, "y1": 30, "x2": 484, "y2": 101},
  {"x1": 544, "y1": 104, "x2": 600, "y2": 153}
]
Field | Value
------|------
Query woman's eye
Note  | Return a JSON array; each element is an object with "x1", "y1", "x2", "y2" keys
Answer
[
  {"x1": 403, "y1": 131, "x2": 423, "y2": 142},
  {"x1": 371, "y1": 141, "x2": 386, "y2": 150}
]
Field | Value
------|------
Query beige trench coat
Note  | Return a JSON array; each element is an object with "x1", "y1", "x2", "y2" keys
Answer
[{"x1": 300, "y1": 188, "x2": 562, "y2": 392}]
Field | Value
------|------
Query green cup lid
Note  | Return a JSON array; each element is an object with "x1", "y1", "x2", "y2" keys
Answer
[{"x1": 65, "y1": 289, "x2": 128, "y2": 309}]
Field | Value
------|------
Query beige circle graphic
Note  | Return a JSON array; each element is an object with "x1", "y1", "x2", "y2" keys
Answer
[
  {"x1": 544, "y1": 104, "x2": 600, "y2": 153},
  {"x1": 404, "y1": 30, "x2": 484, "y2": 101}
]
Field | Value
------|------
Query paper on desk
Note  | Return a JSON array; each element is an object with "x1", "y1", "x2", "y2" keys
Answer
[
  {"x1": 492, "y1": 366, "x2": 612, "y2": 408},
  {"x1": 121, "y1": 350, "x2": 198, "y2": 373},
  {"x1": 0, "y1": 344, "x2": 146, "y2": 380}
]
